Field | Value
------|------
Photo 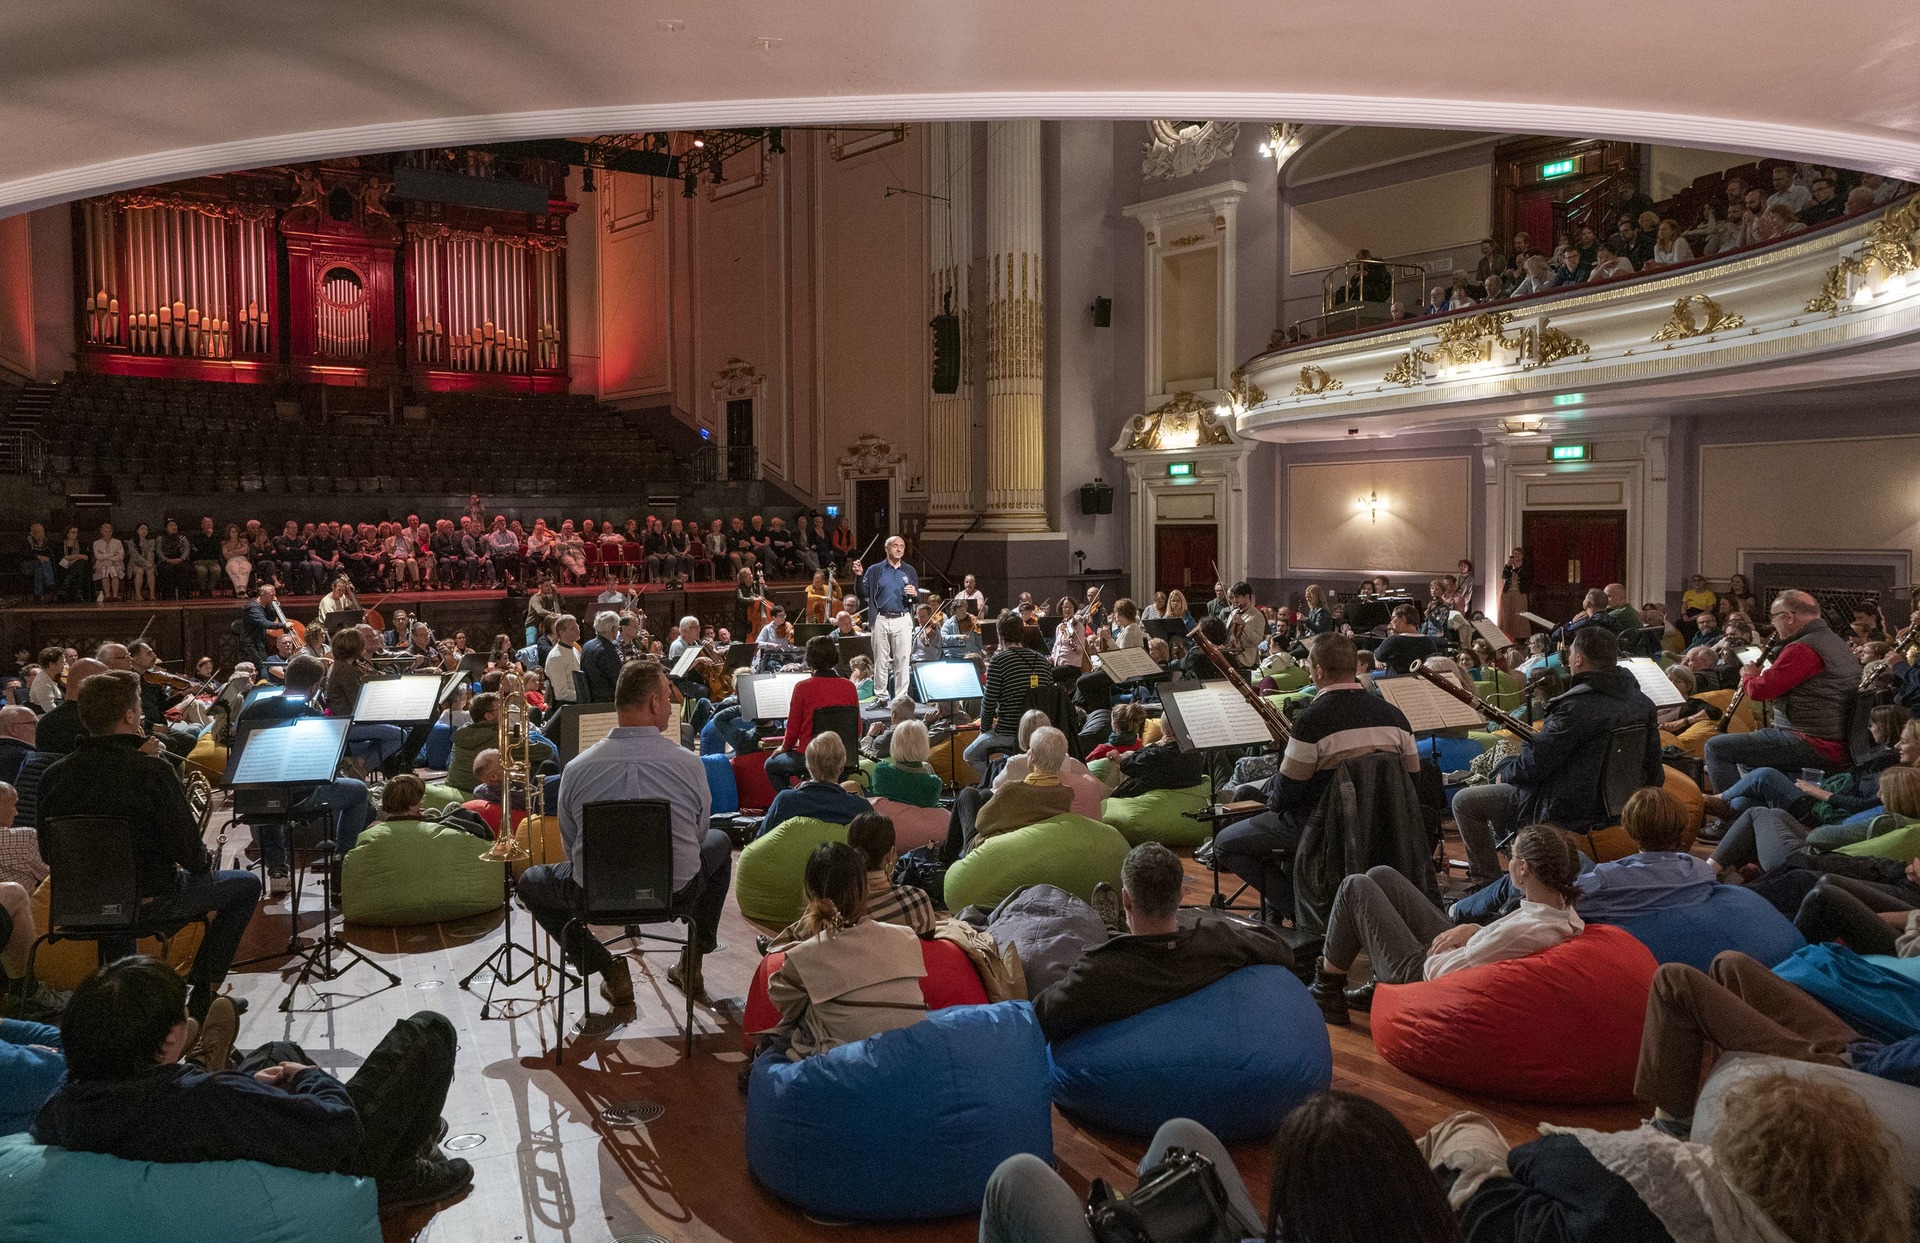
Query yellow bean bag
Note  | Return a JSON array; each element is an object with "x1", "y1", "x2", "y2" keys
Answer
[
  {"x1": 184, "y1": 733, "x2": 227, "y2": 784},
  {"x1": 928, "y1": 727, "x2": 981, "y2": 788},
  {"x1": 27, "y1": 878, "x2": 205, "y2": 991},
  {"x1": 1567, "y1": 766, "x2": 1705, "y2": 862},
  {"x1": 508, "y1": 814, "x2": 568, "y2": 880}
]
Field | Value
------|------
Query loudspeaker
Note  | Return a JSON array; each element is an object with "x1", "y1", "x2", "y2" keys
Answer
[
  {"x1": 930, "y1": 312, "x2": 961, "y2": 394},
  {"x1": 1079, "y1": 480, "x2": 1114, "y2": 515},
  {"x1": 1091, "y1": 296, "x2": 1112, "y2": 328}
]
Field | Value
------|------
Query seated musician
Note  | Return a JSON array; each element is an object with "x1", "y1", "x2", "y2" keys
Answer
[
  {"x1": 764, "y1": 637, "x2": 859, "y2": 788},
  {"x1": 832, "y1": 610, "x2": 861, "y2": 638},
  {"x1": 1373, "y1": 604, "x2": 1439, "y2": 674},
  {"x1": 33, "y1": 955, "x2": 472, "y2": 1213},
  {"x1": 910, "y1": 604, "x2": 944, "y2": 664},
  {"x1": 543, "y1": 615, "x2": 582, "y2": 706},
  {"x1": 234, "y1": 656, "x2": 372, "y2": 898},
  {"x1": 1450, "y1": 626, "x2": 1660, "y2": 886},
  {"x1": 234, "y1": 583, "x2": 278, "y2": 672},
  {"x1": 34, "y1": 671, "x2": 263, "y2": 1021},
  {"x1": 1703, "y1": 590, "x2": 1861, "y2": 795},
  {"x1": 1211, "y1": 634, "x2": 1420, "y2": 917},
  {"x1": 449, "y1": 693, "x2": 553, "y2": 794},
  {"x1": 755, "y1": 602, "x2": 790, "y2": 647}
]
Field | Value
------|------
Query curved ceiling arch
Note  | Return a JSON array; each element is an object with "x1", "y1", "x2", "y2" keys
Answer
[{"x1": 3, "y1": 0, "x2": 1918, "y2": 216}]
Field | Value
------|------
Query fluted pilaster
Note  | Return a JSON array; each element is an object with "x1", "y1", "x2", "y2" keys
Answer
[
  {"x1": 923, "y1": 122, "x2": 975, "y2": 532},
  {"x1": 982, "y1": 119, "x2": 1048, "y2": 533}
]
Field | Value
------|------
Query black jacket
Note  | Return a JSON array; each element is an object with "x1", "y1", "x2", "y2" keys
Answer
[
  {"x1": 579, "y1": 635, "x2": 623, "y2": 703},
  {"x1": 1032, "y1": 913, "x2": 1293, "y2": 1043},
  {"x1": 1458, "y1": 1133, "x2": 1671, "y2": 1243},
  {"x1": 1293, "y1": 750, "x2": 1435, "y2": 937},
  {"x1": 34, "y1": 702, "x2": 85, "y2": 757},
  {"x1": 1500, "y1": 665, "x2": 1659, "y2": 830},
  {"x1": 0, "y1": 736, "x2": 27, "y2": 785},
  {"x1": 35, "y1": 734, "x2": 209, "y2": 895}
]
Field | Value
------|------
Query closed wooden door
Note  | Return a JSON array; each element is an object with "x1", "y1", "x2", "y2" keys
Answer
[
  {"x1": 1522, "y1": 510, "x2": 1626, "y2": 624},
  {"x1": 1154, "y1": 524, "x2": 1218, "y2": 594}
]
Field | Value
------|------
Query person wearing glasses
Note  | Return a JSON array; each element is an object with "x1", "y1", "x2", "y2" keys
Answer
[{"x1": 1703, "y1": 591, "x2": 1862, "y2": 796}]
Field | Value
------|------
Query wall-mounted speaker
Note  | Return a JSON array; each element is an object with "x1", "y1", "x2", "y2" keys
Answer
[
  {"x1": 930, "y1": 312, "x2": 960, "y2": 394},
  {"x1": 1091, "y1": 296, "x2": 1112, "y2": 328},
  {"x1": 1079, "y1": 479, "x2": 1114, "y2": 515}
]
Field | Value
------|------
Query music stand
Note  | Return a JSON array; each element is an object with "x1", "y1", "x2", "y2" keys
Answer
[
  {"x1": 911, "y1": 660, "x2": 985, "y2": 791},
  {"x1": 1159, "y1": 679, "x2": 1287, "y2": 914},
  {"x1": 224, "y1": 716, "x2": 400, "y2": 1010},
  {"x1": 832, "y1": 633, "x2": 874, "y2": 679},
  {"x1": 351, "y1": 673, "x2": 446, "y2": 725},
  {"x1": 323, "y1": 608, "x2": 365, "y2": 635},
  {"x1": 737, "y1": 671, "x2": 810, "y2": 722},
  {"x1": 558, "y1": 700, "x2": 621, "y2": 763},
  {"x1": 792, "y1": 622, "x2": 832, "y2": 645}
]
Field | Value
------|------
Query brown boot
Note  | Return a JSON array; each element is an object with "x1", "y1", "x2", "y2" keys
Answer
[
  {"x1": 598, "y1": 958, "x2": 634, "y2": 1008},
  {"x1": 1702, "y1": 795, "x2": 1735, "y2": 821},
  {"x1": 668, "y1": 949, "x2": 705, "y2": 999},
  {"x1": 192, "y1": 996, "x2": 239, "y2": 1071}
]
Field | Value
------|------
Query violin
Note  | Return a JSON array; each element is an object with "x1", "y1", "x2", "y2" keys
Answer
[{"x1": 142, "y1": 667, "x2": 200, "y2": 693}]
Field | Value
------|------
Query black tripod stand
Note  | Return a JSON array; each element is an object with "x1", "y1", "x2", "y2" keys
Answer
[
  {"x1": 278, "y1": 823, "x2": 399, "y2": 1011},
  {"x1": 460, "y1": 859, "x2": 579, "y2": 1018}
]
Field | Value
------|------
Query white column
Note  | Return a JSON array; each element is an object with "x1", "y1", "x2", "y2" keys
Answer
[
  {"x1": 983, "y1": 119, "x2": 1049, "y2": 533},
  {"x1": 924, "y1": 122, "x2": 974, "y2": 531}
]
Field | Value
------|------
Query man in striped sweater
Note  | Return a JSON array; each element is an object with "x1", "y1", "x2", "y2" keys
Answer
[
  {"x1": 1212, "y1": 633, "x2": 1419, "y2": 914},
  {"x1": 963, "y1": 613, "x2": 1054, "y2": 768}
]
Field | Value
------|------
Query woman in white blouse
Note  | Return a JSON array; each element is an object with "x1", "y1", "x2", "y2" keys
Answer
[
  {"x1": 1308, "y1": 824, "x2": 1585, "y2": 1023},
  {"x1": 91, "y1": 521, "x2": 126, "y2": 602},
  {"x1": 1651, "y1": 218, "x2": 1694, "y2": 267}
]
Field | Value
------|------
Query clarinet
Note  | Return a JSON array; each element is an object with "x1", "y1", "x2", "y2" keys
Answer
[{"x1": 1718, "y1": 639, "x2": 1785, "y2": 733}]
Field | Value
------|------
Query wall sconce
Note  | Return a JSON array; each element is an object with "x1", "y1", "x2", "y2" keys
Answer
[
  {"x1": 1356, "y1": 489, "x2": 1382, "y2": 523},
  {"x1": 1499, "y1": 418, "x2": 1545, "y2": 438},
  {"x1": 1257, "y1": 122, "x2": 1306, "y2": 171}
]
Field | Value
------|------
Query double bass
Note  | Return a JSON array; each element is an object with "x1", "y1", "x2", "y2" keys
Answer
[{"x1": 746, "y1": 566, "x2": 774, "y2": 635}]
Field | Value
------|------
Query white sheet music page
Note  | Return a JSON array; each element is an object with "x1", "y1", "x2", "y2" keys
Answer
[
  {"x1": 1167, "y1": 685, "x2": 1273, "y2": 749},
  {"x1": 1376, "y1": 678, "x2": 1484, "y2": 733},
  {"x1": 1094, "y1": 647, "x2": 1162, "y2": 682},
  {"x1": 575, "y1": 709, "x2": 621, "y2": 753},
  {"x1": 1623, "y1": 658, "x2": 1686, "y2": 707},
  {"x1": 354, "y1": 675, "x2": 442, "y2": 721}
]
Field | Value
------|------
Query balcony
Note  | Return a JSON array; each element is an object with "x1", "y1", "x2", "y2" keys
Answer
[{"x1": 1236, "y1": 196, "x2": 1920, "y2": 440}]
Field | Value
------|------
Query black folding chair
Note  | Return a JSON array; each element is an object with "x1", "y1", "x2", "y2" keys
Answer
[
  {"x1": 810, "y1": 704, "x2": 863, "y2": 781},
  {"x1": 25, "y1": 816, "x2": 208, "y2": 993},
  {"x1": 553, "y1": 799, "x2": 696, "y2": 1064}
]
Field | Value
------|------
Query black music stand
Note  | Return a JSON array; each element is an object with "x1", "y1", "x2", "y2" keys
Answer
[
  {"x1": 1160, "y1": 679, "x2": 1285, "y2": 916},
  {"x1": 911, "y1": 660, "x2": 985, "y2": 792}
]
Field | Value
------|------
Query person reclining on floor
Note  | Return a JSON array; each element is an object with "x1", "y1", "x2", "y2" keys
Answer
[
  {"x1": 1448, "y1": 786, "x2": 1715, "y2": 925},
  {"x1": 1711, "y1": 765, "x2": 1920, "y2": 881},
  {"x1": 769, "y1": 812, "x2": 935, "y2": 950},
  {"x1": 1031, "y1": 842, "x2": 1292, "y2": 1044},
  {"x1": 31, "y1": 955, "x2": 473, "y2": 1216},
  {"x1": 1311, "y1": 824, "x2": 1585, "y2": 1025}
]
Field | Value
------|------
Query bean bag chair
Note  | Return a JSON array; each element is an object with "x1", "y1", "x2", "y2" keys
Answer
[
  {"x1": 1774, "y1": 943, "x2": 1920, "y2": 1042},
  {"x1": 698, "y1": 720, "x2": 726, "y2": 755},
  {"x1": 870, "y1": 760, "x2": 943, "y2": 807},
  {"x1": 460, "y1": 799, "x2": 528, "y2": 839},
  {"x1": 704, "y1": 752, "x2": 740, "y2": 816},
  {"x1": 27, "y1": 878, "x2": 205, "y2": 992},
  {"x1": 943, "y1": 814, "x2": 1131, "y2": 913},
  {"x1": 508, "y1": 814, "x2": 567, "y2": 880},
  {"x1": 1567, "y1": 768, "x2": 1706, "y2": 862},
  {"x1": 868, "y1": 796, "x2": 950, "y2": 852},
  {"x1": 739, "y1": 936, "x2": 989, "y2": 1052},
  {"x1": 732, "y1": 750, "x2": 778, "y2": 812},
  {"x1": 1047, "y1": 965, "x2": 1331, "y2": 1140},
  {"x1": 1141, "y1": 716, "x2": 1165, "y2": 746},
  {"x1": 341, "y1": 818, "x2": 505, "y2": 926},
  {"x1": 1371, "y1": 924, "x2": 1658, "y2": 1104},
  {"x1": 1099, "y1": 782, "x2": 1212, "y2": 847},
  {"x1": 419, "y1": 781, "x2": 465, "y2": 813},
  {"x1": 1473, "y1": 670, "x2": 1525, "y2": 713},
  {"x1": 1839, "y1": 818, "x2": 1920, "y2": 861},
  {"x1": 1692, "y1": 1052, "x2": 1920, "y2": 1187},
  {"x1": 420, "y1": 719, "x2": 454, "y2": 771},
  {"x1": 735, "y1": 815, "x2": 848, "y2": 926},
  {"x1": 0, "y1": 1133, "x2": 379, "y2": 1243},
  {"x1": 184, "y1": 731, "x2": 226, "y2": 783},
  {"x1": 927, "y1": 726, "x2": 981, "y2": 788},
  {"x1": 745, "y1": 1001, "x2": 1052, "y2": 1220},
  {"x1": 1265, "y1": 665, "x2": 1312, "y2": 694},
  {"x1": 1605, "y1": 884, "x2": 1804, "y2": 971},
  {"x1": 1421, "y1": 734, "x2": 1487, "y2": 774}
]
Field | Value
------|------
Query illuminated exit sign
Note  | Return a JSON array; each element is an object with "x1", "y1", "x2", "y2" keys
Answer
[
  {"x1": 1167, "y1": 461, "x2": 1195, "y2": 478},
  {"x1": 1541, "y1": 159, "x2": 1576, "y2": 179},
  {"x1": 1550, "y1": 442, "x2": 1591, "y2": 462}
]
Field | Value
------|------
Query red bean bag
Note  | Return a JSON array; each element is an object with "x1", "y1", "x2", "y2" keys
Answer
[
  {"x1": 732, "y1": 750, "x2": 778, "y2": 813},
  {"x1": 740, "y1": 936, "x2": 988, "y2": 1053},
  {"x1": 1370, "y1": 923, "x2": 1658, "y2": 1105},
  {"x1": 461, "y1": 799, "x2": 528, "y2": 839}
]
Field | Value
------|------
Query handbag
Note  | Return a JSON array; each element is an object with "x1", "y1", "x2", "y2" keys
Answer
[{"x1": 1086, "y1": 1147, "x2": 1258, "y2": 1243}]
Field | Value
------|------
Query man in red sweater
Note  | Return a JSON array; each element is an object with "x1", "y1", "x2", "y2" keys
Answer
[{"x1": 1703, "y1": 590, "x2": 1861, "y2": 794}]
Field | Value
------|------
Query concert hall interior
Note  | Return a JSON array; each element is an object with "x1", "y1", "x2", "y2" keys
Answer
[{"x1": 6, "y1": 5, "x2": 1920, "y2": 1242}]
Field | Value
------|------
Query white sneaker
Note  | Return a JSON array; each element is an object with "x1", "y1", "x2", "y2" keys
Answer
[{"x1": 267, "y1": 870, "x2": 291, "y2": 898}]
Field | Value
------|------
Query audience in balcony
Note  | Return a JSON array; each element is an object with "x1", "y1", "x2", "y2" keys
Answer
[
  {"x1": 1801, "y1": 177, "x2": 1845, "y2": 226},
  {"x1": 1755, "y1": 202, "x2": 1809, "y2": 243},
  {"x1": 1650, "y1": 218, "x2": 1693, "y2": 266},
  {"x1": 1606, "y1": 213, "x2": 1657, "y2": 270},
  {"x1": 1588, "y1": 243, "x2": 1635, "y2": 282},
  {"x1": 1765, "y1": 164, "x2": 1812, "y2": 217},
  {"x1": 1509, "y1": 254, "x2": 1556, "y2": 297}
]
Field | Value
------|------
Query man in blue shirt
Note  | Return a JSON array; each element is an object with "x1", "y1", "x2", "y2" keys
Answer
[
  {"x1": 857, "y1": 535, "x2": 918, "y2": 702},
  {"x1": 516, "y1": 658, "x2": 732, "y2": 1001}
]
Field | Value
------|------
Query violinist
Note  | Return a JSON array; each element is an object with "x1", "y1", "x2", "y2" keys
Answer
[
  {"x1": 756, "y1": 603, "x2": 790, "y2": 647},
  {"x1": 1051, "y1": 594, "x2": 1091, "y2": 671},
  {"x1": 128, "y1": 641, "x2": 203, "y2": 753},
  {"x1": 912, "y1": 604, "x2": 944, "y2": 664},
  {"x1": 1224, "y1": 582, "x2": 1263, "y2": 671}
]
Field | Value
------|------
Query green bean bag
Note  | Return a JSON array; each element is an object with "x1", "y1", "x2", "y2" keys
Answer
[
  {"x1": 1264, "y1": 665, "x2": 1311, "y2": 694},
  {"x1": 1101, "y1": 782, "x2": 1213, "y2": 847},
  {"x1": 944, "y1": 814, "x2": 1130, "y2": 912},
  {"x1": 0, "y1": 1133, "x2": 379, "y2": 1243},
  {"x1": 1839, "y1": 817, "x2": 1920, "y2": 862},
  {"x1": 341, "y1": 818, "x2": 505, "y2": 926},
  {"x1": 735, "y1": 815, "x2": 849, "y2": 926},
  {"x1": 1472, "y1": 670, "x2": 1524, "y2": 713},
  {"x1": 420, "y1": 782, "x2": 465, "y2": 813}
]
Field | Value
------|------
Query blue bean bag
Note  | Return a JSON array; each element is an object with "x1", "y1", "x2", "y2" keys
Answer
[
  {"x1": 421, "y1": 719, "x2": 454, "y2": 770},
  {"x1": 1606, "y1": 884, "x2": 1805, "y2": 971},
  {"x1": 1775, "y1": 943, "x2": 1920, "y2": 1042},
  {"x1": 1047, "y1": 966, "x2": 1331, "y2": 1140},
  {"x1": 746, "y1": 1001, "x2": 1053, "y2": 1220},
  {"x1": 703, "y1": 752, "x2": 739, "y2": 815},
  {"x1": 1420, "y1": 734, "x2": 1487, "y2": 774},
  {"x1": 699, "y1": 720, "x2": 727, "y2": 755},
  {"x1": 0, "y1": 1133, "x2": 380, "y2": 1243}
]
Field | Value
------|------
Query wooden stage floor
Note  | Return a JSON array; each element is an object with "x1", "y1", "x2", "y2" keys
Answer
[{"x1": 207, "y1": 821, "x2": 1644, "y2": 1243}]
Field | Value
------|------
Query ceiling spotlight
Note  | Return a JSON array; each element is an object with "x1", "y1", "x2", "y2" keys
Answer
[
  {"x1": 1499, "y1": 418, "x2": 1545, "y2": 437},
  {"x1": 691, "y1": 138, "x2": 705, "y2": 149},
  {"x1": 580, "y1": 165, "x2": 596, "y2": 192},
  {"x1": 683, "y1": 172, "x2": 698, "y2": 199}
]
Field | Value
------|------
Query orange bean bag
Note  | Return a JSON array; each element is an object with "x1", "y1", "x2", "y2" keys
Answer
[
  {"x1": 739, "y1": 935, "x2": 987, "y2": 1053},
  {"x1": 1370, "y1": 923, "x2": 1657, "y2": 1105}
]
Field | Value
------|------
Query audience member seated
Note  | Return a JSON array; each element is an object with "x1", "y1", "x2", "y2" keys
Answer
[
  {"x1": 1031, "y1": 843, "x2": 1291, "y2": 1043},
  {"x1": 0, "y1": 707, "x2": 32, "y2": 786},
  {"x1": 769, "y1": 812, "x2": 934, "y2": 950},
  {"x1": 34, "y1": 670, "x2": 261, "y2": 1021},
  {"x1": 993, "y1": 710, "x2": 1094, "y2": 788},
  {"x1": 31, "y1": 955, "x2": 473, "y2": 1215},
  {"x1": 759, "y1": 733, "x2": 869, "y2": 838},
  {"x1": 979, "y1": 1091, "x2": 1459, "y2": 1243},
  {"x1": 764, "y1": 637, "x2": 859, "y2": 788},
  {"x1": 869, "y1": 718, "x2": 942, "y2": 806},
  {"x1": 861, "y1": 693, "x2": 917, "y2": 760},
  {"x1": 578, "y1": 611, "x2": 624, "y2": 703},
  {"x1": 516, "y1": 658, "x2": 731, "y2": 1001},
  {"x1": 1214, "y1": 634, "x2": 1419, "y2": 913},
  {"x1": 1713, "y1": 766, "x2": 1920, "y2": 882},
  {"x1": 1373, "y1": 605, "x2": 1438, "y2": 673},
  {"x1": 965, "y1": 613, "x2": 1055, "y2": 769},
  {"x1": 949, "y1": 727, "x2": 1077, "y2": 859},
  {"x1": 1588, "y1": 242, "x2": 1635, "y2": 281},
  {"x1": 1312, "y1": 824, "x2": 1584, "y2": 1024},
  {"x1": 1085, "y1": 702, "x2": 1146, "y2": 761},
  {"x1": 749, "y1": 842, "x2": 927, "y2": 1061}
]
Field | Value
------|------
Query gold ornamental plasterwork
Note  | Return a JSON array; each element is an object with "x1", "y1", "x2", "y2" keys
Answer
[
  {"x1": 1432, "y1": 311, "x2": 1521, "y2": 368},
  {"x1": 1292, "y1": 365, "x2": 1344, "y2": 396},
  {"x1": 1806, "y1": 198, "x2": 1920, "y2": 315},
  {"x1": 1651, "y1": 293, "x2": 1745, "y2": 342},
  {"x1": 1530, "y1": 321, "x2": 1589, "y2": 366},
  {"x1": 1124, "y1": 391, "x2": 1237, "y2": 450},
  {"x1": 1223, "y1": 367, "x2": 1266, "y2": 412},
  {"x1": 1167, "y1": 234, "x2": 1207, "y2": 247},
  {"x1": 985, "y1": 299, "x2": 1044, "y2": 382},
  {"x1": 1383, "y1": 348, "x2": 1435, "y2": 386}
]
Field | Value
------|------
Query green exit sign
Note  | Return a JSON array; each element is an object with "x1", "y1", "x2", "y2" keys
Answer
[
  {"x1": 1167, "y1": 461, "x2": 1195, "y2": 478},
  {"x1": 1551, "y1": 442, "x2": 1591, "y2": 462},
  {"x1": 1541, "y1": 159, "x2": 1576, "y2": 179}
]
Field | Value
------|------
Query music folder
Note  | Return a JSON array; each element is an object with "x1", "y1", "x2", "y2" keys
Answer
[
  {"x1": 352, "y1": 674, "x2": 446, "y2": 723},
  {"x1": 1470, "y1": 617, "x2": 1517, "y2": 651},
  {"x1": 1375, "y1": 676, "x2": 1486, "y2": 734},
  {"x1": 224, "y1": 716, "x2": 351, "y2": 788},
  {"x1": 912, "y1": 660, "x2": 984, "y2": 703},
  {"x1": 736, "y1": 671, "x2": 810, "y2": 721},
  {"x1": 1519, "y1": 612, "x2": 1557, "y2": 631},
  {"x1": 1093, "y1": 647, "x2": 1164, "y2": 684},
  {"x1": 1623, "y1": 657, "x2": 1686, "y2": 707},
  {"x1": 1159, "y1": 680, "x2": 1278, "y2": 752}
]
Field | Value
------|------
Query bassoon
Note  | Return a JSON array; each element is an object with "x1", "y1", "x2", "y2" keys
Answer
[
  {"x1": 1187, "y1": 623, "x2": 1292, "y2": 743},
  {"x1": 1412, "y1": 663, "x2": 1539, "y2": 742}
]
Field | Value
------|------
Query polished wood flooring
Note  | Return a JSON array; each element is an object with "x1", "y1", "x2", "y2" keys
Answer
[{"x1": 210, "y1": 823, "x2": 1644, "y2": 1243}]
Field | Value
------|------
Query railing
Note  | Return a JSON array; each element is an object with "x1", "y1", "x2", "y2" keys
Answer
[
  {"x1": 689, "y1": 444, "x2": 760, "y2": 483},
  {"x1": 0, "y1": 430, "x2": 48, "y2": 480},
  {"x1": 1287, "y1": 260, "x2": 1427, "y2": 342}
]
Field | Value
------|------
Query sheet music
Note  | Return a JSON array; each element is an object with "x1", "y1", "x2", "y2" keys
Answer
[
  {"x1": 1375, "y1": 678, "x2": 1486, "y2": 734},
  {"x1": 575, "y1": 707, "x2": 621, "y2": 753},
  {"x1": 914, "y1": 660, "x2": 984, "y2": 702},
  {"x1": 1470, "y1": 617, "x2": 1516, "y2": 650},
  {"x1": 1623, "y1": 658, "x2": 1686, "y2": 707},
  {"x1": 1519, "y1": 612, "x2": 1557, "y2": 630},
  {"x1": 353, "y1": 675, "x2": 445, "y2": 722},
  {"x1": 231, "y1": 719, "x2": 349, "y2": 785},
  {"x1": 670, "y1": 645, "x2": 703, "y2": 678},
  {"x1": 1164, "y1": 684, "x2": 1276, "y2": 750},
  {"x1": 738, "y1": 671, "x2": 809, "y2": 720},
  {"x1": 1094, "y1": 647, "x2": 1163, "y2": 682}
]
